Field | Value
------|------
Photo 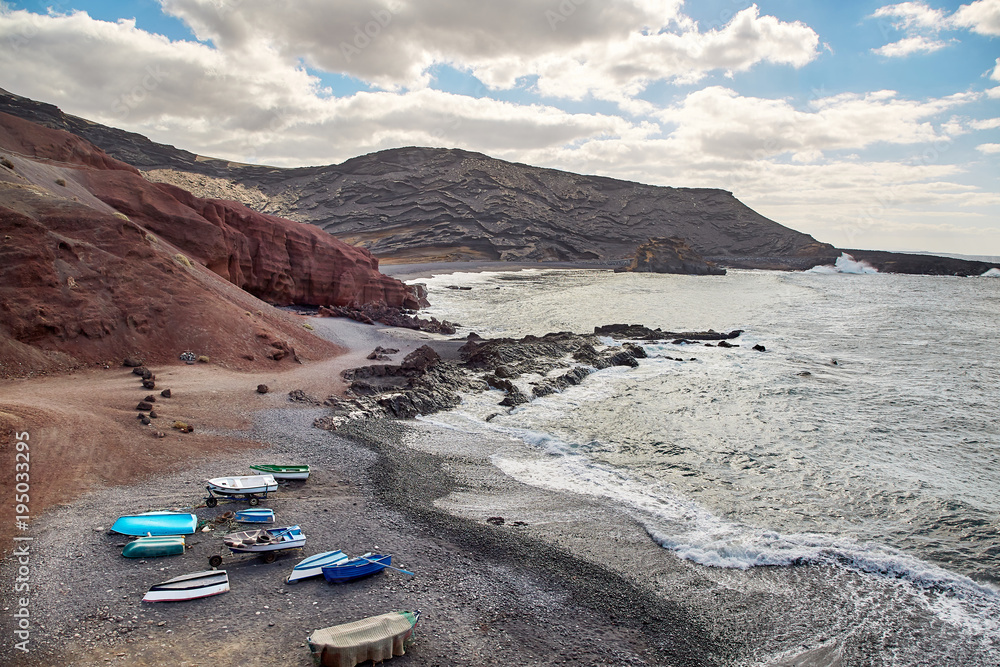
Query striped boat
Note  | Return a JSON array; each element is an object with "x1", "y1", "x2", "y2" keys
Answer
[
  {"x1": 286, "y1": 550, "x2": 348, "y2": 584},
  {"x1": 143, "y1": 570, "x2": 230, "y2": 602}
]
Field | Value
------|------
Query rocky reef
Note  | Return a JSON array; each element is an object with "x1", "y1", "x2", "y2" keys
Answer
[
  {"x1": 616, "y1": 237, "x2": 726, "y2": 275},
  {"x1": 313, "y1": 326, "x2": 742, "y2": 429}
]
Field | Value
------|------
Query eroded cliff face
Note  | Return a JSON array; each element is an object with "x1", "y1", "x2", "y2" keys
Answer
[
  {"x1": 0, "y1": 111, "x2": 419, "y2": 309},
  {"x1": 617, "y1": 237, "x2": 726, "y2": 275}
]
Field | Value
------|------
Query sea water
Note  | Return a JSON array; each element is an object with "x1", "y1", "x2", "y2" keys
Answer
[{"x1": 413, "y1": 267, "x2": 1000, "y2": 664}]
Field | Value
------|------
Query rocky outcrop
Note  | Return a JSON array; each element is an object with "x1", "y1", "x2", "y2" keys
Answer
[
  {"x1": 616, "y1": 237, "x2": 725, "y2": 275},
  {"x1": 318, "y1": 304, "x2": 456, "y2": 334},
  {"x1": 0, "y1": 110, "x2": 420, "y2": 309}
]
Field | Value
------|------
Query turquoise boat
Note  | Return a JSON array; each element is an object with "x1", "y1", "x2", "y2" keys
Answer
[
  {"x1": 235, "y1": 508, "x2": 275, "y2": 523},
  {"x1": 122, "y1": 535, "x2": 186, "y2": 558},
  {"x1": 111, "y1": 511, "x2": 197, "y2": 537}
]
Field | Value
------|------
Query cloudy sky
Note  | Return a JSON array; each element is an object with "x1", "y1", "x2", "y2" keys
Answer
[{"x1": 2, "y1": 1, "x2": 998, "y2": 255}]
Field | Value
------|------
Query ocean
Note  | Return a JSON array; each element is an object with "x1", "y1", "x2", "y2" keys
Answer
[{"x1": 412, "y1": 266, "x2": 1000, "y2": 665}]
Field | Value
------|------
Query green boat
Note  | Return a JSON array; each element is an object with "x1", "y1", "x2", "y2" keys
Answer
[
  {"x1": 122, "y1": 535, "x2": 186, "y2": 558},
  {"x1": 249, "y1": 464, "x2": 310, "y2": 480}
]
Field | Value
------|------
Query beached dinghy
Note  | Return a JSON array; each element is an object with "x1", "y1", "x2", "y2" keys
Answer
[
  {"x1": 111, "y1": 511, "x2": 197, "y2": 537},
  {"x1": 235, "y1": 508, "x2": 274, "y2": 523},
  {"x1": 286, "y1": 550, "x2": 348, "y2": 584},
  {"x1": 322, "y1": 553, "x2": 393, "y2": 583},
  {"x1": 308, "y1": 610, "x2": 420, "y2": 667},
  {"x1": 204, "y1": 474, "x2": 277, "y2": 507},
  {"x1": 122, "y1": 535, "x2": 185, "y2": 558},
  {"x1": 210, "y1": 525, "x2": 305, "y2": 566},
  {"x1": 142, "y1": 570, "x2": 230, "y2": 602},
  {"x1": 249, "y1": 464, "x2": 310, "y2": 480}
]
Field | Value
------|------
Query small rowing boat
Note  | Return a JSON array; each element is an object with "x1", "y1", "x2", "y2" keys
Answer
[
  {"x1": 143, "y1": 570, "x2": 230, "y2": 602},
  {"x1": 206, "y1": 474, "x2": 277, "y2": 495},
  {"x1": 111, "y1": 511, "x2": 197, "y2": 537},
  {"x1": 235, "y1": 508, "x2": 274, "y2": 523},
  {"x1": 122, "y1": 535, "x2": 185, "y2": 558},
  {"x1": 308, "y1": 610, "x2": 420, "y2": 667},
  {"x1": 322, "y1": 553, "x2": 391, "y2": 583},
  {"x1": 223, "y1": 525, "x2": 305, "y2": 554},
  {"x1": 286, "y1": 550, "x2": 348, "y2": 584},
  {"x1": 249, "y1": 464, "x2": 310, "y2": 480}
]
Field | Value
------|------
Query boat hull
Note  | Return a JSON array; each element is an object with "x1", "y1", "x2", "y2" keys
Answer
[
  {"x1": 223, "y1": 525, "x2": 305, "y2": 553},
  {"x1": 122, "y1": 535, "x2": 185, "y2": 558},
  {"x1": 287, "y1": 550, "x2": 348, "y2": 584},
  {"x1": 250, "y1": 464, "x2": 310, "y2": 480},
  {"x1": 308, "y1": 610, "x2": 419, "y2": 667},
  {"x1": 235, "y1": 508, "x2": 274, "y2": 523},
  {"x1": 143, "y1": 570, "x2": 230, "y2": 602},
  {"x1": 111, "y1": 512, "x2": 197, "y2": 537},
  {"x1": 206, "y1": 474, "x2": 278, "y2": 495},
  {"x1": 322, "y1": 554, "x2": 391, "y2": 583}
]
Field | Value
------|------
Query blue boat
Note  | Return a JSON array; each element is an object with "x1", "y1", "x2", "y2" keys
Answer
[
  {"x1": 122, "y1": 535, "x2": 186, "y2": 558},
  {"x1": 322, "y1": 553, "x2": 392, "y2": 583},
  {"x1": 286, "y1": 550, "x2": 348, "y2": 584},
  {"x1": 235, "y1": 508, "x2": 274, "y2": 524},
  {"x1": 111, "y1": 512, "x2": 198, "y2": 537}
]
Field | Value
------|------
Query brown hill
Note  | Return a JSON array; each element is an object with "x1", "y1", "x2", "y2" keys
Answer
[{"x1": 0, "y1": 112, "x2": 419, "y2": 377}]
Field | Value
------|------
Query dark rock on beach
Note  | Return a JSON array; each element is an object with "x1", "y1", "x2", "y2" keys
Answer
[
  {"x1": 595, "y1": 323, "x2": 742, "y2": 340},
  {"x1": 616, "y1": 237, "x2": 726, "y2": 275}
]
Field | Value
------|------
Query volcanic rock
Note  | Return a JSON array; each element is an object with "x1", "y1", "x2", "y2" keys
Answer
[
  {"x1": 256, "y1": 384, "x2": 269, "y2": 394},
  {"x1": 136, "y1": 401, "x2": 153, "y2": 411},
  {"x1": 616, "y1": 237, "x2": 726, "y2": 275},
  {"x1": 160, "y1": 389, "x2": 171, "y2": 398}
]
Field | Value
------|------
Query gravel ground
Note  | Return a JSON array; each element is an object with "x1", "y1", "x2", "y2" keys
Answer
[{"x1": 0, "y1": 392, "x2": 786, "y2": 667}]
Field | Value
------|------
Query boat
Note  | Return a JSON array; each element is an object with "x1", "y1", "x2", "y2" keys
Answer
[
  {"x1": 122, "y1": 535, "x2": 185, "y2": 558},
  {"x1": 235, "y1": 508, "x2": 274, "y2": 523},
  {"x1": 286, "y1": 550, "x2": 348, "y2": 584},
  {"x1": 308, "y1": 610, "x2": 420, "y2": 667},
  {"x1": 204, "y1": 474, "x2": 277, "y2": 507},
  {"x1": 111, "y1": 511, "x2": 197, "y2": 537},
  {"x1": 210, "y1": 525, "x2": 306, "y2": 566},
  {"x1": 142, "y1": 570, "x2": 230, "y2": 602},
  {"x1": 249, "y1": 464, "x2": 310, "y2": 480},
  {"x1": 322, "y1": 553, "x2": 391, "y2": 583}
]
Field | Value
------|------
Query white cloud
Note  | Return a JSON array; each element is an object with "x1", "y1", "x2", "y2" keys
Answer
[
  {"x1": 991, "y1": 57, "x2": 1000, "y2": 80},
  {"x1": 871, "y1": 2, "x2": 949, "y2": 31},
  {"x1": 970, "y1": 117, "x2": 1000, "y2": 129},
  {"x1": 976, "y1": 143, "x2": 1000, "y2": 154},
  {"x1": 654, "y1": 87, "x2": 972, "y2": 160},
  {"x1": 159, "y1": 1, "x2": 820, "y2": 106},
  {"x1": 873, "y1": 35, "x2": 949, "y2": 57},
  {"x1": 951, "y1": 0, "x2": 1000, "y2": 36}
]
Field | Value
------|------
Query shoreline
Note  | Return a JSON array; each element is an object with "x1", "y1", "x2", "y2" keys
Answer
[{"x1": 380, "y1": 260, "x2": 623, "y2": 281}]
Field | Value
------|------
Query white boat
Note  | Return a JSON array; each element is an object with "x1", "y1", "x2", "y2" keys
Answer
[
  {"x1": 143, "y1": 570, "x2": 230, "y2": 602},
  {"x1": 206, "y1": 474, "x2": 277, "y2": 495},
  {"x1": 286, "y1": 550, "x2": 349, "y2": 584}
]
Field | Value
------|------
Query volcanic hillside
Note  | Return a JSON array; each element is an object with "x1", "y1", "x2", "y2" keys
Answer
[
  {"x1": 2, "y1": 88, "x2": 993, "y2": 276},
  {"x1": 0, "y1": 111, "x2": 418, "y2": 377}
]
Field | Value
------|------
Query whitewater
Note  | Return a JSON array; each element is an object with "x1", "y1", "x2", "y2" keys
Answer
[{"x1": 411, "y1": 266, "x2": 1000, "y2": 665}]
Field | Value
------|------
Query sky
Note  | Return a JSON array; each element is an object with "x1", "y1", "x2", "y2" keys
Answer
[{"x1": 1, "y1": 1, "x2": 998, "y2": 256}]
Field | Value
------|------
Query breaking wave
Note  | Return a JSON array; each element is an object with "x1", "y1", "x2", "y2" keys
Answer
[{"x1": 807, "y1": 253, "x2": 879, "y2": 274}]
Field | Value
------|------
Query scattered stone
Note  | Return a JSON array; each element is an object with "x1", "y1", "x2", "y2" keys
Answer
[
  {"x1": 140, "y1": 368, "x2": 154, "y2": 380},
  {"x1": 132, "y1": 367, "x2": 147, "y2": 377},
  {"x1": 136, "y1": 401, "x2": 153, "y2": 411},
  {"x1": 257, "y1": 384, "x2": 269, "y2": 394},
  {"x1": 486, "y1": 516, "x2": 505, "y2": 525},
  {"x1": 136, "y1": 413, "x2": 145, "y2": 420},
  {"x1": 139, "y1": 415, "x2": 151, "y2": 426},
  {"x1": 320, "y1": 304, "x2": 458, "y2": 335},
  {"x1": 366, "y1": 346, "x2": 400, "y2": 361},
  {"x1": 717, "y1": 340, "x2": 739, "y2": 348},
  {"x1": 753, "y1": 344, "x2": 766, "y2": 352},
  {"x1": 148, "y1": 410, "x2": 158, "y2": 419},
  {"x1": 798, "y1": 371, "x2": 812, "y2": 376},
  {"x1": 122, "y1": 357, "x2": 143, "y2": 367},
  {"x1": 160, "y1": 388, "x2": 171, "y2": 398},
  {"x1": 288, "y1": 389, "x2": 320, "y2": 404},
  {"x1": 141, "y1": 379, "x2": 155, "y2": 389},
  {"x1": 143, "y1": 394, "x2": 156, "y2": 403}
]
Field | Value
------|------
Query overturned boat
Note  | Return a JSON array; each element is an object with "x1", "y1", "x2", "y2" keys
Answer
[
  {"x1": 322, "y1": 553, "x2": 391, "y2": 584},
  {"x1": 249, "y1": 464, "x2": 310, "y2": 480},
  {"x1": 122, "y1": 535, "x2": 185, "y2": 558},
  {"x1": 111, "y1": 511, "x2": 197, "y2": 537},
  {"x1": 308, "y1": 610, "x2": 420, "y2": 667},
  {"x1": 142, "y1": 570, "x2": 230, "y2": 602}
]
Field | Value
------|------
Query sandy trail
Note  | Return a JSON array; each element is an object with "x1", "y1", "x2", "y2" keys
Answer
[{"x1": 0, "y1": 317, "x2": 449, "y2": 548}]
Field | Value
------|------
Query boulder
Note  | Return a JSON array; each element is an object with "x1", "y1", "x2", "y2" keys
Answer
[
  {"x1": 256, "y1": 384, "x2": 269, "y2": 394},
  {"x1": 160, "y1": 388, "x2": 171, "y2": 398},
  {"x1": 136, "y1": 401, "x2": 153, "y2": 411}
]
